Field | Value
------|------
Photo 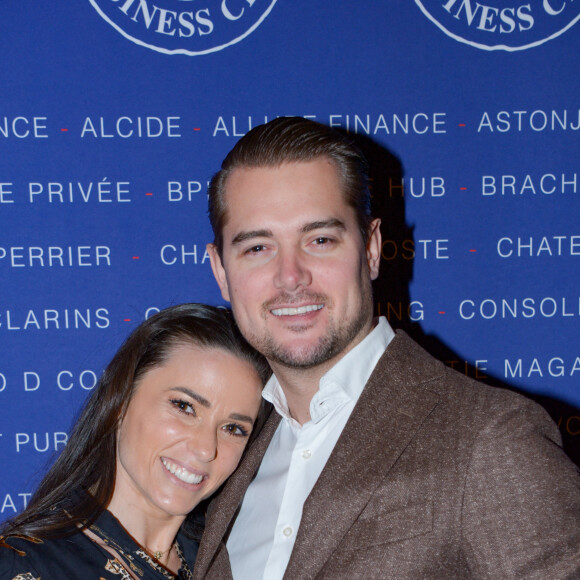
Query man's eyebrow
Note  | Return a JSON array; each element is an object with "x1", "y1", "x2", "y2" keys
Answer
[
  {"x1": 231, "y1": 220, "x2": 346, "y2": 245},
  {"x1": 301, "y1": 219, "x2": 346, "y2": 234},
  {"x1": 231, "y1": 229, "x2": 273, "y2": 245},
  {"x1": 170, "y1": 386, "x2": 210, "y2": 408}
]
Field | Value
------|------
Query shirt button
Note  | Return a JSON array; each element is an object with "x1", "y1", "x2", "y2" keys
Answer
[
  {"x1": 282, "y1": 526, "x2": 293, "y2": 538},
  {"x1": 302, "y1": 449, "x2": 312, "y2": 460}
]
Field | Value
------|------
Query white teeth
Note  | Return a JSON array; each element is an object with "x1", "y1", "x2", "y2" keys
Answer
[
  {"x1": 271, "y1": 304, "x2": 323, "y2": 316},
  {"x1": 161, "y1": 458, "x2": 203, "y2": 485}
]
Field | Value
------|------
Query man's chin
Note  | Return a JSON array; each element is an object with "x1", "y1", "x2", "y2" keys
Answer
[{"x1": 265, "y1": 339, "x2": 338, "y2": 370}]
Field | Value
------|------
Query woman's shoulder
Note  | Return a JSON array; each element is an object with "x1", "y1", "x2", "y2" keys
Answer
[
  {"x1": 0, "y1": 532, "x2": 101, "y2": 578},
  {"x1": 0, "y1": 534, "x2": 44, "y2": 578}
]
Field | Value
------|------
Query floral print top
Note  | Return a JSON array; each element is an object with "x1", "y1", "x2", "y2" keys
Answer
[{"x1": 0, "y1": 509, "x2": 198, "y2": 580}]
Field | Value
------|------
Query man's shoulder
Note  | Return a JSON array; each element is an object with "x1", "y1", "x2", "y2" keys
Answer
[{"x1": 371, "y1": 330, "x2": 553, "y2": 425}]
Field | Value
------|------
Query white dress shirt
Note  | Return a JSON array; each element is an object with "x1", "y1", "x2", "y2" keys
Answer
[{"x1": 227, "y1": 317, "x2": 395, "y2": 580}]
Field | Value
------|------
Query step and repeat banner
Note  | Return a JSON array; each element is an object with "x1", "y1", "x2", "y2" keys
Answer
[{"x1": 1, "y1": 2, "x2": 579, "y2": 520}]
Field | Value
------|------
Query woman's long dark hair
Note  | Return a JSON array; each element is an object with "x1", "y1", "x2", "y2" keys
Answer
[{"x1": 1, "y1": 303, "x2": 270, "y2": 539}]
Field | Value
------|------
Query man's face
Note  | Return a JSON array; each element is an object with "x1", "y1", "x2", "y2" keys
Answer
[{"x1": 208, "y1": 158, "x2": 381, "y2": 371}]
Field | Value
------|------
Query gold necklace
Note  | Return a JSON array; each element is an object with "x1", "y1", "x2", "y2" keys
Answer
[{"x1": 151, "y1": 542, "x2": 174, "y2": 563}]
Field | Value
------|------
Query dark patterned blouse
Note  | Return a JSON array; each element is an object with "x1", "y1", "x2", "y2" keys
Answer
[{"x1": 0, "y1": 509, "x2": 198, "y2": 580}]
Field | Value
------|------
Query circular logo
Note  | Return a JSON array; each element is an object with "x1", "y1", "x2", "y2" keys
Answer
[
  {"x1": 89, "y1": 0, "x2": 278, "y2": 56},
  {"x1": 415, "y1": 0, "x2": 580, "y2": 51}
]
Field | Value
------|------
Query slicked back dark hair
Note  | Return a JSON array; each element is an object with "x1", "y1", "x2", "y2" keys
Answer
[
  {"x1": 208, "y1": 116, "x2": 372, "y2": 255},
  {"x1": 1, "y1": 303, "x2": 269, "y2": 540}
]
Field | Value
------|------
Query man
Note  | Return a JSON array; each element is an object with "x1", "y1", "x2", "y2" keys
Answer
[{"x1": 195, "y1": 117, "x2": 580, "y2": 579}]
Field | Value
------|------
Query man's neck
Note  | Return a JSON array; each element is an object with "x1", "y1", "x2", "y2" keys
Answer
[
  {"x1": 269, "y1": 320, "x2": 377, "y2": 425},
  {"x1": 269, "y1": 362, "x2": 331, "y2": 425}
]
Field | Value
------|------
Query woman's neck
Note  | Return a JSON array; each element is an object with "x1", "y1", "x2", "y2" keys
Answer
[{"x1": 106, "y1": 495, "x2": 186, "y2": 573}]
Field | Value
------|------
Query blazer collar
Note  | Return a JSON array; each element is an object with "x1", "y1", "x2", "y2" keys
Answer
[{"x1": 284, "y1": 331, "x2": 442, "y2": 578}]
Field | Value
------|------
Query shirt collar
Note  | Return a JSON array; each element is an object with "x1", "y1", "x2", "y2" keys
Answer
[{"x1": 262, "y1": 317, "x2": 395, "y2": 424}]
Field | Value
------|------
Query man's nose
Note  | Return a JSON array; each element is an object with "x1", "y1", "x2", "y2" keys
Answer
[{"x1": 273, "y1": 249, "x2": 312, "y2": 291}]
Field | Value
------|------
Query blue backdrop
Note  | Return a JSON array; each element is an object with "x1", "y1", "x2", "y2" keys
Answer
[{"x1": 1, "y1": 1, "x2": 579, "y2": 520}]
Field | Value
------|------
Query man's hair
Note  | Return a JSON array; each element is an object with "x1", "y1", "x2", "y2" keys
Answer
[{"x1": 208, "y1": 116, "x2": 372, "y2": 255}]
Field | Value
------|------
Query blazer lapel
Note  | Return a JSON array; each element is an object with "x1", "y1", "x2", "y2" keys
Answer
[
  {"x1": 193, "y1": 407, "x2": 282, "y2": 578},
  {"x1": 284, "y1": 332, "x2": 442, "y2": 579}
]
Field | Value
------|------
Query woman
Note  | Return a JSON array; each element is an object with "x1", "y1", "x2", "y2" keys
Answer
[{"x1": 0, "y1": 303, "x2": 269, "y2": 579}]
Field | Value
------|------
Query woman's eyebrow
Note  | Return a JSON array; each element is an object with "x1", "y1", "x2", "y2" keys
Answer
[
  {"x1": 170, "y1": 387, "x2": 255, "y2": 425},
  {"x1": 169, "y1": 386, "x2": 210, "y2": 408},
  {"x1": 229, "y1": 413, "x2": 255, "y2": 425}
]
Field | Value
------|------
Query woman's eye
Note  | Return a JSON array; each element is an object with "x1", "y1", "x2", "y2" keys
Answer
[
  {"x1": 171, "y1": 399, "x2": 194, "y2": 415},
  {"x1": 222, "y1": 423, "x2": 249, "y2": 437}
]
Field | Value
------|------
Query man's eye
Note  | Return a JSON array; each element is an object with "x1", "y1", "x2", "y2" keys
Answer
[
  {"x1": 245, "y1": 245, "x2": 266, "y2": 254},
  {"x1": 313, "y1": 237, "x2": 332, "y2": 245}
]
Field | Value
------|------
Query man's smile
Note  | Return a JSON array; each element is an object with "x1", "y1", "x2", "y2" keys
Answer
[{"x1": 271, "y1": 304, "x2": 324, "y2": 317}]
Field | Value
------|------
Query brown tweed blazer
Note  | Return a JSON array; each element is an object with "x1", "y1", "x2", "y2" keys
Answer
[{"x1": 193, "y1": 331, "x2": 580, "y2": 579}]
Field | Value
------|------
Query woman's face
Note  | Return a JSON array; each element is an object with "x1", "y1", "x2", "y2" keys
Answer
[{"x1": 112, "y1": 343, "x2": 263, "y2": 523}]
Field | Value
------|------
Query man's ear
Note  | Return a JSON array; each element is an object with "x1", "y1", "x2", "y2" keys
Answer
[
  {"x1": 366, "y1": 218, "x2": 382, "y2": 281},
  {"x1": 207, "y1": 243, "x2": 231, "y2": 302}
]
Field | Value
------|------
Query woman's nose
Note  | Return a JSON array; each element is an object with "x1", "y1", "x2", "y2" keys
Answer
[{"x1": 189, "y1": 426, "x2": 218, "y2": 463}]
